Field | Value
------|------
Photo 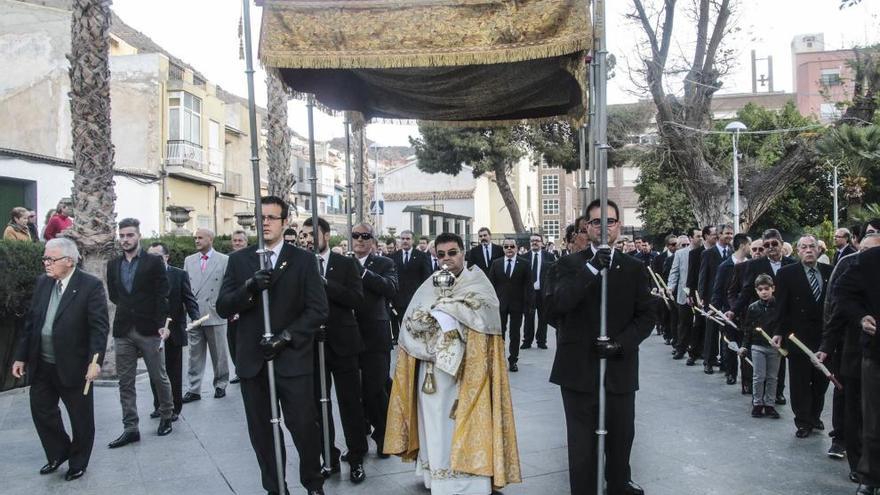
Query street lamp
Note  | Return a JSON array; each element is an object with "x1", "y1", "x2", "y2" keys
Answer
[{"x1": 725, "y1": 121, "x2": 747, "y2": 234}]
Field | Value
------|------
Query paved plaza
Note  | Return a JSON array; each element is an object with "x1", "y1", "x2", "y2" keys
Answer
[{"x1": 0, "y1": 331, "x2": 853, "y2": 495}]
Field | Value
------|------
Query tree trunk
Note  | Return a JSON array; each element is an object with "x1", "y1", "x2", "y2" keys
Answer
[
  {"x1": 65, "y1": 0, "x2": 118, "y2": 376},
  {"x1": 491, "y1": 161, "x2": 526, "y2": 233},
  {"x1": 266, "y1": 69, "x2": 294, "y2": 200}
]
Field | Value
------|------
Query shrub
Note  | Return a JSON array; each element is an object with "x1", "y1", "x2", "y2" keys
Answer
[
  {"x1": 140, "y1": 235, "x2": 256, "y2": 268},
  {"x1": 0, "y1": 240, "x2": 45, "y2": 317}
]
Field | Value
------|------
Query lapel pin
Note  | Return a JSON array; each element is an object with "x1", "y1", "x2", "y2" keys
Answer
[{"x1": 279, "y1": 261, "x2": 288, "y2": 271}]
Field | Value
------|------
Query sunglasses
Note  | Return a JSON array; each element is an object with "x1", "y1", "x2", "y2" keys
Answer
[
  {"x1": 763, "y1": 240, "x2": 780, "y2": 248},
  {"x1": 751, "y1": 247, "x2": 765, "y2": 252},
  {"x1": 351, "y1": 232, "x2": 373, "y2": 240},
  {"x1": 680, "y1": 243, "x2": 690, "y2": 247},
  {"x1": 586, "y1": 218, "x2": 619, "y2": 226},
  {"x1": 503, "y1": 245, "x2": 517, "y2": 249},
  {"x1": 436, "y1": 249, "x2": 460, "y2": 258}
]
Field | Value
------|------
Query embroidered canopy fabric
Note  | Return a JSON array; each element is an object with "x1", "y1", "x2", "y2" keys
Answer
[{"x1": 257, "y1": 0, "x2": 591, "y2": 124}]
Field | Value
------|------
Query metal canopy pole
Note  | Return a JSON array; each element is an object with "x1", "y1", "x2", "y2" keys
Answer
[
  {"x1": 344, "y1": 114, "x2": 354, "y2": 253},
  {"x1": 241, "y1": 1, "x2": 284, "y2": 491},
  {"x1": 593, "y1": 0, "x2": 611, "y2": 493},
  {"x1": 306, "y1": 96, "x2": 334, "y2": 474}
]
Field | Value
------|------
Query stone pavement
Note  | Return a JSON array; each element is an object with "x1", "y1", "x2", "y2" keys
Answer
[{"x1": 0, "y1": 331, "x2": 854, "y2": 495}]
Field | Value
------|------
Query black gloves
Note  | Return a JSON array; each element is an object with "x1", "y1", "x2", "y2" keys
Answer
[
  {"x1": 589, "y1": 247, "x2": 612, "y2": 271},
  {"x1": 594, "y1": 338, "x2": 623, "y2": 359},
  {"x1": 246, "y1": 269, "x2": 272, "y2": 294},
  {"x1": 259, "y1": 331, "x2": 291, "y2": 361}
]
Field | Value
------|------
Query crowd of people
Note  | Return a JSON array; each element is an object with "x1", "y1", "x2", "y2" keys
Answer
[{"x1": 5, "y1": 196, "x2": 880, "y2": 495}]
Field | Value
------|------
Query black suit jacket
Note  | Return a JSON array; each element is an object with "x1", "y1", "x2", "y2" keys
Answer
[
  {"x1": 166, "y1": 266, "x2": 200, "y2": 347},
  {"x1": 835, "y1": 248, "x2": 880, "y2": 360},
  {"x1": 488, "y1": 256, "x2": 532, "y2": 313},
  {"x1": 726, "y1": 259, "x2": 749, "y2": 317},
  {"x1": 773, "y1": 262, "x2": 832, "y2": 350},
  {"x1": 550, "y1": 249, "x2": 655, "y2": 394},
  {"x1": 821, "y1": 254, "x2": 862, "y2": 378},
  {"x1": 16, "y1": 270, "x2": 110, "y2": 388},
  {"x1": 711, "y1": 256, "x2": 736, "y2": 311},
  {"x1": 217, "y1": 243, "x2": 328, "y2": 379},
  {"x1": 356, "y1": 254, "x2": 398, "y2": 353},
  {"x1": 686, "y1": 245, "x2": 706, "y2": 294},
  {"x1": 323, "y1": 252, "x2": 365, "y2": 357},
  {"x1": 833, "y1": 244, "x2": 857, "y2": 266},
  {"x1": 698, "y1": 245, "x2": 727, "y2": 306},
  {"x1": 733, "y1": 256, "x2": 797, "y2": 317},
  {"x1": 466, "y1": 243, "x2": 504, "y2": 275},
  {"x1": 390, "y1": 248, "x2": 432, "y2": 312},
  {"x1": 524, "y1": 249, "x2": 557, "y2": 290},
  {"x1": 107, "y1": 249, "x2": 169, "y2": 337}
]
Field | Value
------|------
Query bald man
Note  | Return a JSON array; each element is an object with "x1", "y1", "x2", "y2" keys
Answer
[{"x1": 183, "y1": 228, "x2": 231, "y2": 402}]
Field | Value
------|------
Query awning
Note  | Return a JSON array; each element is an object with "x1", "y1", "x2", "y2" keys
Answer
[{"x1": 258, "y1": 0, "x2": 591, "y2": 124}]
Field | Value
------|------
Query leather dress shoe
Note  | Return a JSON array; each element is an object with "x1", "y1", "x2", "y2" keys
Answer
[
  {"x1": 320, "y1": 463, "x2": 340, "y2": 478},
  {"x1": 815, "y1": 419, "x2": 825, "y2": 431},
  {"x1": 741, "y1": 384, "x2": 752, "y2": 395},
  {"x1": 726, "y1": 375, "x2": 737, "y2": 385},
  {"x1": 158, "y1": 419, "x2": 173, "y2": 436},
  {"x1": 686, "y1": 357, "x2": 696, "y2": 366},
  {"x1": 230, "y1": 376, "x2": 241, "y2": 384},
  {"x1": 850, "y1": 471, "x2": 860, "y2": 483},
  {"x1": 65, "y1": 468, "x2": 86, "y2": 481},
  {"x1": 857, "y1": 484, "x2": 879, "y2": 495},
  {"x1": 509, "y1": 363, "x2": 519, "y2": 372},
  {"x1": 621, "y1": 480, "x2": 644, "y2": 495},
  {"x1": 108, "y1": 431, "x2": 140, "y2": 448},
  {"x1": 182, "y1": 392, "x2": 201, "y2": 403},
  {"x1": 40, "y1": 458, "x2": 67, "y2": 474},
  {"x1": 537, "y1": 343, "x2": 548, "y2": 349},
  {"x1": 349, "y1": 463, "x2": 366, "y2": 483},
  {"x1": 764, "y1": 407, "x2": 780, "y2": 419},
  {"x1": 672, "y1": 351, "x2": 684, "y2": 360},
  {"x1": 751, "y1": 405, "x2": 764, "y2": 418},
  {"x1": 703, "y1": 365, "x2": 714, "y2": 375},
  {"x1": 796, "y1": 427, "x2": 812, "y2": 438},
  {"x1": 828, "y1": 442, "x2": 846, "y2": 459},
  {"x1": 520, "y1": 343, "x2": 531, "y2": 349},
  {"x1": 775, "y1": 394, "x2": 786, "y2": 405},
  {"x1": 214, "y1": 387, "x2": 226, "y2": 399},
  {"x1": 307, "y1": 489, "x2": 325, "y2": 495},
  {"x1": 149, "y1": 410, "x2": 160, "y2": 419},
  {"x1": 172, "y1": 413, "x2": 179, "y2": 422}
]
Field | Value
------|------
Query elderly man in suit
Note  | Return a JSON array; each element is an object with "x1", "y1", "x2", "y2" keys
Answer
[
  {"x1": 466, "y1": 226, "x2": 504, "y2": 275},
  {"x1": 217, "y1": 196, "x2": 327, "y2": 495},
  {"x1": 667, "y1": 234, "x2": 694, "y2": 362},
  {"x1": 106, "y1": 217, "x2": 173, "y2": 448},
  {"x1": 147, "y1": 242, "x2": 200, "y2": 420},
  {"x1": 182, "y1": 228, "x2": 230, "y2": 402},
  {"x1": 489, "y1": 238, "x2": 532, "y2": 372},
  {"x1": 552, "y1": 200, "x2": 654, "y2": 495},
  {"x1": 12, "y1": 238, "x2": 109, "y2": 481},
  {"x1": 521, "y1": 233, "x2": 557, "y2": 350}
]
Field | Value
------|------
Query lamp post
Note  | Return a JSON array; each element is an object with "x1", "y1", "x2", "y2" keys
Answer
[
  {"x1": 725, "y1": 121, "x2": 747, "y2": 234},
  {"x1": 832, "y1": 162, "x2": 839, "y2": 231}
]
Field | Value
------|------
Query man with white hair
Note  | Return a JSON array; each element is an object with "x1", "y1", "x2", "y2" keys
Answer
[
  {"x1": 12, "y1": 238, "x2": 109, "y2": 481},
  {"x1": 183, "y1": 228, "x2": 230, "y2": 402}
]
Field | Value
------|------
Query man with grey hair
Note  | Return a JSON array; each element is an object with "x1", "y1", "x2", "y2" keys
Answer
[
  {"x1": 833, "y1": 228, "x2": 856, "y2": 266},
  {"x1": 183, "y1": 228, "x2": 230, "y2": 402},
  {"x1": 390, "y1": 229, "x2": 431, "y2": 345},
  {"x1": 667, "y1": 234, "x2": 693, "y2": 361},
  {"x1": 231, "y1": 230, "x2": 249, "y2": 252},
  {"x1": 698, "y1": 224, "x2": 734, "y2": 375},
  {"x1": 12, "y1": 238, "x2": 109, "y2": 480},
  {"x1": 772, "y1": 234, "x2": 833, "y2": 438}
]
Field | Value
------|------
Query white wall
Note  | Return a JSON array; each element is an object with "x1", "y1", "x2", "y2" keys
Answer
[{"x1": 0, "y1": 156, "x2": 162, "y2": 236}]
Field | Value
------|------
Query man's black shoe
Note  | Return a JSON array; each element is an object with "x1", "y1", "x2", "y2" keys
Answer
[
  {"x1": 664, "y1": 338, "x2": 673, "y2": 345},
  {"x1": 796, "y1": 427, "x2": 812, "y2": 438},
  {"x1": 307, "y1": 489, "x2": 325, "y2": 495},
  {"x1": 775, "y1": 394, "x2": 786, "y2": 405},
  {"x1": 377, "y1": 452, "x2": 390, "y2": 459},
  {"x1": 815, "y1": 420, "x2": 825, "y2": 431},
  {"x1": 856, "y1": 484, "x2": 878, "y2": 495},
  {"x1": 520, "y1": 343, "x2": 531, "y2": 349},
  {"x1": 350, "y1": 463, "x2": 366, "y2": 483},
  {"x1": 828, "y1": 442, "x2": 846, "y2": 459},
  {"x1": 182, "y1": 392, "x2": 201, "y2": 403},
  {"x1": 742, "y1": 384, "x2": 752, "y2": 395},
  {"x1": 703, "y1": 365, "x2": 714, "y2": 375},
  {"x1": 230, "y1": 376, "x2": 241, "y2": 384},
  {"x1": 171, "y1": 413, "x2": 179, "y2": 422},
  {"x1": 850, "y1": 471, "x2": 860, "y2": 483},
  {"x1": 622, "y1": 480, "x2": 644, "y2": 495},
  {"x1": 320, "y1": 463, "x2": 340, "y2": 478},
  {"x1": 764, "y1": 407, "x2": 780, "y2": 419},
  {"x1": 64, "y1": 468, "x2": 86, "y2": 481},
  {"x1": 509, "y1": 363, "x2": 519, "y2": 372},
  {"x1": 537, "y1": 343, "x2": 548, "y2": 349},
  {"x1": 726, "y1": 375, "x2": 737, "y2": 385},
  {"x1": 108, "y1": 431, "x2": 140, "y2": 448},
  {"x1": 751, "y1": 406, "x2": 764, "y2": 418},
  {"x1": 686, "y1": 357, "x2": 696, "y2": 366},
  {"x1": 149, "y1": 410, "x2": 160, "y2": 419},
  {"x1": 158, "y1": 419, "x2": 173, "y2": 436},
  {"x1": 672, "y1": 351, "x2": 684, "y2": 360},
  {"x1": 40, "y1": 458, "x2": 67, "y2": 474},
  {"x1": 214, "y1": 387, "x2": 226, "y2": 399}
]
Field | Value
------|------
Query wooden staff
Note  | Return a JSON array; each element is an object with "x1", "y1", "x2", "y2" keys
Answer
[
  {"x1": 755, "y1": 327, "x2": 789, "y2": 357},
  {"x1": 83, "y1": 353, "x2": 99, "y2": 396},
  {"x1": 158, "y1": 317, "x2": 172, "y2": 351},
  {"x1": 788, "y1": 333, "x2": 844, "y2": 391},
  {"x1": 185, "y1": 314, "x2": 210, "y2": 331},
  {"x1": 721, "y1": 334, "x2": 753, "y2": 367},
  {"x1": 647, "y1": 266, "x2": 671, "y2": 310},
  {"x1": 709, "y1": 304, "x2": 738, "y2": 329}
]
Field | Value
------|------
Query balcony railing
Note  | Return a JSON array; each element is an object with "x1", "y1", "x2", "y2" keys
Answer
[{"x1": 166, "y1": 140, "x2": 204, "y2": 169}]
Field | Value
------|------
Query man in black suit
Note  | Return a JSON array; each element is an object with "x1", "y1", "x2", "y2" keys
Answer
[
  {"x1": 834, "y1": 243, "x2": 880, "y2": 494},
  {"x1": 521, "y1": 233, "x2": 557, "y2": 350},
  {"x1": 228, "y1": 230, "x2": 249, "y2": 385},
  {"x1": 713, "y1": 233, "x2": 752, "y2": 388},
  {"x1": 832, "y1": 228, "x2": 857, "y2": 266},
  {"x1": 771, "y1": 235, "x2": 833, "y2": 438},
  {"x1": 687, "y1": 226, "x2": 713, "y2": 365},
  {"x1": 217, "y1": 196, "x2": 326, "y2": 495},
  {"x1": 551, "y1": 200, "x2": 654, "y2": 495},
  {"x1": 390, "y1": 229, "x2": 432, "y2": 344},
  {"x1": 652, "y1": 235, "x2": 678, "y2": 346},
  {"x1": 466, "y1": 226, "x2": 503, "y2": 275},
  {"x1": 106, "y1": 217, "x2": 173, "y2": 447},
  {"x1": 698, "y1": 224, "x2": 732, "y2": 374},
  {"x1": 733, "y1": 229, "x2": 795, "y2": 405},
  {"x1": 302, "y1": 216, "x2": 368, "y2": 483},
  {"x1": 12, "y1": 238, "x2": 109, "y2": 481},
  {"x1": 350, "y1": 222, "x2": 398, "y2": 458},
  {"x1": 147, "y1": 242, "x2": 200, "y2": 420},
  {"x1": 488, "y1": 238, "x2": 532, "y2": 372}
]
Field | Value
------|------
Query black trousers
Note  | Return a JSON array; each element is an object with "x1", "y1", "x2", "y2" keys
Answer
[
  {"x1": 561, "y1": 387, "x2": 635, "y2": 495},
  {"x1": 240, "y1": 367, "x2": 323, "y2": 493},
  {"x1": 227, "y1": 318, "x2": 238, "y2": 367},
  {"x1": 30, "y1": 361, "x2": 95, "y2": 471},
  {"x1": 859, "y1": 357, "x2": 880, "y2": 486},
  {"x1": 359, "y1": 347, "x2": 391, "y2": 453},
  {"x1": 151, "y1": 342, "x2": 183, "y2": 414},
  {"x1": 667, "y1": 300, "x2": 679, "y2": 346},
  {"x1": 691, "y1": 311, "x2": 706, "y2": 359},
  {"x1": 845, "y1": 375, "x2": 863, "y2": 473},
  {"x1": 788, "y1": 352, "x2": 829, "y2": 429},
  {"x1": 675, "y1": 304, "x2": 694, "y2": 355},
  {"x1": 500, "y1": 307, "x2": 523, "y2": 364},
  {"x1": 702, "y1": 320, "x2": 720, "y2": 364},
  {"x1": 523, "y1": 289, "x2": 548, "y2": 347},
  {"x1": 830, "y1": 347, "x2": 846, "y2": 444},
  {"x1": 391, "y1": 309, "x2": 402, "y2": 341},
  {"x1": 314, "y1": 346, "x2": 368, "y2": 465}
]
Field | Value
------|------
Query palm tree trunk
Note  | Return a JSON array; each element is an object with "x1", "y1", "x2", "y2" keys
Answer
[
  {"x1": 65, "y1": 0, "x2": 118, "y2": 375},
  {"x1": 492, "y1": 161, "x2": 526, "y2": 233},
  {"x1": 266, "y1": 68, "x2": 294, "y2": 200}
]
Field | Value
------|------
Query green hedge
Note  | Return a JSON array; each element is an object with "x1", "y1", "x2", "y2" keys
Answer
[
  {"x1": 0, "y1": 240, "x2": 45, "y2": 318},
  {"x1": 141, "y1": 235, "x2": 257, "y2": 269}
]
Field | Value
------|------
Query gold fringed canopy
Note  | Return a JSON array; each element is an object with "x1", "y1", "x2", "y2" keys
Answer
[{"x1": 257, "y1": 0, "x2": 591, "y2": 124}]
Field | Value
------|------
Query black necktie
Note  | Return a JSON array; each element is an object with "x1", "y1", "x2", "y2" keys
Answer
[
  {"x1": 404, "y1": 251, "x2": 409, "y2": 265},
  {"x1": 433, "y1": 259, "x2": 438, "y2": 271},
  {"x1": 484, "y1": 246, "x2": 490, "y2": 267},
  {"x1": 506, "y1": 259, "x2": 513, "y2": 278},
  {"x1": 532, "y1": 252, "x2": 538, "y2": 282},
  {"x1": 809, "y1": 267, "x2": 821, "y2": 301},
  {"x1": 319, "y1": 256, "x2": 325, "y2": 276}
]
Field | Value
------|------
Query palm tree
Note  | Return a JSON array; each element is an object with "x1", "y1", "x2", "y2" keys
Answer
[
  {"x1": 266, "y1": 69, "x2": 295, "y2": 202},
  {"x1": 817, "y1": 124, "x2": 880, "y2": 206},
  {"x1": 64, "y1": 0, "x2": 118, "y2": 374}
]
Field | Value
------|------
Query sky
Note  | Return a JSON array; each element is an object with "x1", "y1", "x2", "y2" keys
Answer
[{"x1": 110, "y1": 0, "x2": 880, "y2": 147}]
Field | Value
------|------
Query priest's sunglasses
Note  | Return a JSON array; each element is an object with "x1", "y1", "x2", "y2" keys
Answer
[
  {"x1": 351, "y1": 232, "x2": 373, "y2": 240},
  {"x1": 436, "y1": 248, "x2": 461, "y2": 258}
]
